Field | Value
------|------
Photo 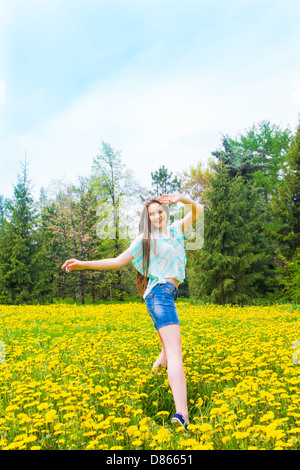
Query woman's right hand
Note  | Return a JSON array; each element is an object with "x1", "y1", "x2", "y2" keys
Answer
[
  {"x1": 158, "y1": 193, "x2": 182, "y2": 205},
  {"x1": 61, "y1": 259, "x2": 85, "y2": 273}
]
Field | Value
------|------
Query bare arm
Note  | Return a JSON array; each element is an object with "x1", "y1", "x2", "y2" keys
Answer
[
  {"x1": 158, "y1": 193, "x2": 203, "y2": 231},
  {"x1": 61, "y1": 249, "x2": 134, "y2": 273}
]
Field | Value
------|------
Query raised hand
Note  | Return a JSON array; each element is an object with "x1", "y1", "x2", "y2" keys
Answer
[{"x1": 158, "y1": 194, "x2": 182, "y2": 205}]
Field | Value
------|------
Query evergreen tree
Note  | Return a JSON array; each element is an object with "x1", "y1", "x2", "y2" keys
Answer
[
  {"x1": 0, "y1": 199, "x2": 10, "y2": 303},
  {"x1": 189, "y1": 162, "x2": 272, "y2": 305},
  {"x1": 151, "y1": 165, "x2": 181, "y2": 195},
  {"x1": 270, "y1": 123, "x2": 300, "y2": 301},
  {"x1": 0, "y1": 195, "x2": 7, "y2": 229},
  {"x1": 211, "y1": 128, "x2": 293, "y2": 299},
  {"x1": 0, "y1": 159, "x2": 42, "y2": 303},
  {"x1": 212, "y1": 135, "x2": 261, "y2": 181},
  {"x1": 35, "y1": 193, "x2": 59, "y2": 302},
  {"x1": 271, "y1": 123, "x2": 300, "y2": 259}
]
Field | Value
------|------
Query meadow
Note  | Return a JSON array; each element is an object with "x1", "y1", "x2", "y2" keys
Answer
[{"x1": 0, "y1": 301, "x2": 300, "y2": 450}]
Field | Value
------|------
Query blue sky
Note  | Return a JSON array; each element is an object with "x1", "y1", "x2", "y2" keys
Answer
[{"x1": 1, "y1": 0, "x2": 300, "y2": 199}]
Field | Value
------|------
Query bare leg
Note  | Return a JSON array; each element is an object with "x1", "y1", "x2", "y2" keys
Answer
[
  {"x1": 152, "y1": 330, "x2": 167, "y2": 371},
  {"x1": 158, "y1": 324, "x2": 189, "y2": 423}
]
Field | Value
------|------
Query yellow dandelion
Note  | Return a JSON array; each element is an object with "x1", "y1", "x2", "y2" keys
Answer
[
  {"x1": 287, "y1": 428, "x2": 300, "y2": 434},
  {"x1": 37, "y1": 402, "x2": 51, "y2": 411},
  {"x1": 132, "y1": 439, "x2": 142, "y2": 446},
  {"x1": 157, "y1": 411, "x2": 169, "y2": 417},
  {"x1": 5, "y1": 404, "x2": 19, "y2": 412},
  {"x1": 45, "y1": 409, "x2": 57, "y2": 423}
]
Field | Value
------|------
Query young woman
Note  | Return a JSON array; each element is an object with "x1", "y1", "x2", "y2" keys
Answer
[{"x1": 62, "y1": 193, "x2": 203, "y2": 431}]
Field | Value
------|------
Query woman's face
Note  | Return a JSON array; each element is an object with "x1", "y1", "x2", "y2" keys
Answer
[{"x1": 148, "y1": 203, "x2": 168, "y2": 231}]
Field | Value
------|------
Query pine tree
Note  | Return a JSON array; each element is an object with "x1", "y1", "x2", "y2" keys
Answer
[
  {"x1": 212, "y1": 135, "x2": 261, "y2": 181},
  {"x1": 285, "y1": 123, "x2": 300, "y2": 256},
  {"x1": 151, "y1": 165, "x2": 181, "y2": 196},
  {"x1": 270, "y1": 123, "x2": 300, "y2": 301},
  {"x1": 189, "y1": 162, "x2": 272, "y2": 305},
  {"x1": 272, "y1": 123, "x2": 300, "y2": 259},
  {"x1": 0, "y1": 159, "x2": 40, "y2": 303},
  {"x1": 0, "y1": 195, "x2": 7, "y2": 229}
]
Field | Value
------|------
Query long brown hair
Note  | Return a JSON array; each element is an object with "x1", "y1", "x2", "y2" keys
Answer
[{"x1": 136, "y1": 197, "x2": 170, "y2": 299}]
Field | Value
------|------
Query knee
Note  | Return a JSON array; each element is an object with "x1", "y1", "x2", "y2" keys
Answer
[
  {"x1": 165, "y1": 343, "x2": 183, "y2": 361},
  {"x1": 159, "y1": 325, "x2": 183, "y2": 360}
]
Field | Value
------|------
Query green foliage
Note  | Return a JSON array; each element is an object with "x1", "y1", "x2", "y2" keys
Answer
[
  {"x1": 0, "y1": 122, "x2": 298, "y2": 305},
  {"x1": 0, "y1": 159, "x2": 46, "y2": 303},
  {"x1": 151, "y1": 165, "x2": 181, "y2": 196},
  {"x1": 229, "y1": 120, "x2": 292, "y2": 203},
  {"x1": 270, "y1": 123, "x2": 300, "y2": 259},
  {"x1": 278, "y1": 250, "x2": 300, "y2": 303},
  {"x1": 90, "y1": 141, "x2": 142, "y2": 300},
  {"x1": 188, "y1": 160, "x2": 273, "y2": 305}
]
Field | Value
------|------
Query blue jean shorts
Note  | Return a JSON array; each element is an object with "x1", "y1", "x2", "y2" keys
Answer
[{"x1": 145, "y1": 282, "x2": 179, "y2": 330}]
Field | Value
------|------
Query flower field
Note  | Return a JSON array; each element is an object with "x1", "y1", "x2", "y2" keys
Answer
[{"x1": 0, "y1": 301, "x2": 300, "y2": 450}]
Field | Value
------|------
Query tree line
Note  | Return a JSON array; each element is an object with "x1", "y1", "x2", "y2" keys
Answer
[{"x1": 0, "y1": 120, "x2": 299, "y2": 305}]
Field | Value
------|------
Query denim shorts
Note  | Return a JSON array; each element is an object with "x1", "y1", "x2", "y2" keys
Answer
[{"x1": 145, "y1": 282, "x2": 179, "y2": 331}]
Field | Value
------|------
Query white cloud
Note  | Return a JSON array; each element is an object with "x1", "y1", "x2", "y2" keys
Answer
[
  {"x1": 4, "y1": 58, "x2": 299, "y2": 200},
  {"x1": 1, "y1": 0, "x2": 300, "y2": 199},
  {"x1": 11, "y1": 71, "x2": 216, "y2": 195}
]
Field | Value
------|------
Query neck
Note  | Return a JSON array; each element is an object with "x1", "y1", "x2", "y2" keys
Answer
[{"x1": 152, "y1": 226, "x2": 169, "y2": 236}]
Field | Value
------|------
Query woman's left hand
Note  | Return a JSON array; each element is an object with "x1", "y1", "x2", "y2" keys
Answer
[{"x1": 158, "y1": 193, "x2": 182, "y2": 204}]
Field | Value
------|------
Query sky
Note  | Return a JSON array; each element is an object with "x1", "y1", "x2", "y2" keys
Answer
[{"x1": 0, "y1": 0, "x2": 300, "y2": 200}]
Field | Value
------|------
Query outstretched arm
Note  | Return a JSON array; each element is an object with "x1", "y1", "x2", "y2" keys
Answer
[
  {"x1": 61, "y1": 250, "x2": 134, "y2": 273},
  {"x1": 158, "y1": 193, "x2": 203, "y2": 231}
]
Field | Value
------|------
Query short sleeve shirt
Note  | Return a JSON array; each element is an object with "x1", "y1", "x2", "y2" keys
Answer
[{"x1": 128, "y1": 220, "x2": 187, "y2": 298}]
